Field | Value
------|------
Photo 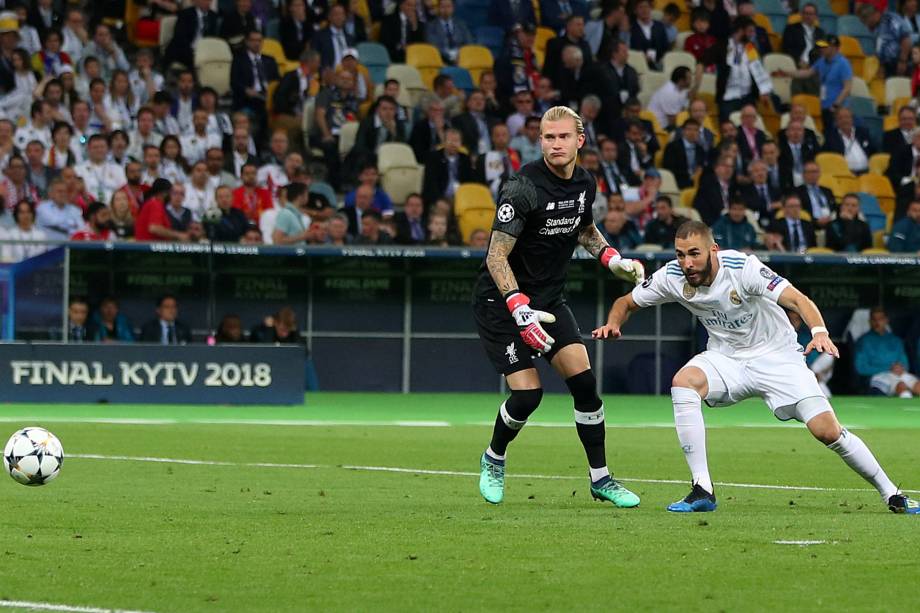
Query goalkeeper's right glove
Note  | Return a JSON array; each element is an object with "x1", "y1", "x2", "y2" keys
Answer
[{"x1": 505, "y1": 290, "x2": 556, "y2": 354}]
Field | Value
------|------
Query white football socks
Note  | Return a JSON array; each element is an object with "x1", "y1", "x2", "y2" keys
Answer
[
  {"x1": 589, "y1": 466, "x2": 610, "y2": 483},
  {"x1": 827, "y1": 429, "x2": 899, "y2": 501},
  {"x1": 485, "y1": 447, "x2": 505, "y2": 462},
  {"x1": 671, "y1": 386, "x2": 714, "y2": 494}
]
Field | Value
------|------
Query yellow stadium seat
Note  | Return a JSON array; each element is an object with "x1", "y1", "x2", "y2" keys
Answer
[
  {"x1": 891, "y1": 96, "x2": 913, "y2": 115},
  {"x1": 872, "y1": 229, "x2": 886, "y2": 248},
  {"x1": 457, "y1": 208, "x2": 495, "y2": 244},
  {"x1": 406, "y1": 43, "x2": 444, "y2": 90},
  {"x1": 457, "y1": 45, "x2": 494, "y2": 86},
  {"x1": 680, "y1": 187, "x2": 697, "y2": 208},
  {"x1": 860, "y1": 174, "x2": 896, "y2": 214},
  {"x1": 806, "y1": 247, "x2": 835, "y2": 254},
  {"x1": 535, "y1": 27, "x2": 554, "y2": 54},
  {"x1": 455, "y1": 183, "x2": 495, "y2": 215},
  {"x1": 864, "y1": 56, "x2": 880, "y2": 83},
  {"x1": 862, "y1": 247, "x2": 889, "y2": 254},
  {"x1": 751, "y1": 12, "x2": 774, "y2": 34},
  {"x1": 815, "y1": 152, "x2": 853, "y2": 178},
  {"x1": 831, "y1": 0, "x2": 848, "y2": 14},
  {"x1": 869, "y1": 153, "x2": 891, "y2": 176},
  {"x1": 883, "y1": 114, "x2": 899, "y2": 131},
  {"x1": 838, "y1": 36, "x2": 865, "y2": 76},
  {"x1": 261, "y1": 38, "x2": 296, "y2": 73}
]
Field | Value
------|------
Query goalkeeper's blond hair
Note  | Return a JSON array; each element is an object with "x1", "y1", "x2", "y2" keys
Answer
[{"x1": 541, "y1": 106, "x2": 584, "y2": 135}]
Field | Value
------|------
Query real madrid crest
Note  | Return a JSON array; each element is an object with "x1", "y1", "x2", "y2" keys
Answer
[
  {"x1": 759, "y1": 267, "x2": 774, "y2": 279},
  {"x1": 730, "y1": 290, "x2": 742, "y2": 305},
  {"x1": 682, "y1": 284, "x2": 696, "y2": 299}
]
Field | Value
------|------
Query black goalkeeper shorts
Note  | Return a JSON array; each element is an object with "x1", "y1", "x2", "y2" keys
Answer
[{"x1": 473, "y1": 300, "x2": 584, "y2": 376}]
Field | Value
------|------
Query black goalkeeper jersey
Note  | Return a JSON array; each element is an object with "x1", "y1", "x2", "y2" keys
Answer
[{"x1": 473, "y1": 159, "x2": 597, "y2": 307}]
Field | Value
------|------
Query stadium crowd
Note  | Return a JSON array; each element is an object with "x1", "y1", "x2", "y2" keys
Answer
[{"x1": 1, "y1": 0, "x2": 920, "y2": 258}]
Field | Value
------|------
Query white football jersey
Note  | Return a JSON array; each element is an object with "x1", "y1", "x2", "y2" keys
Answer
[{"x1": 631, "y1": 250, "x2": 799, "y2": 359}]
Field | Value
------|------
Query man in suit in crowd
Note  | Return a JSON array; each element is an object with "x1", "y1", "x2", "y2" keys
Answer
[
  {"x1": 313, "y1": 4, "x2": 354, "y2": 69},
  {"x1": 782, "y1": 2, "x2": 825, "y2": 66},
  {"x1": 883, "y1": 105, "x2": 917, "y2": 155},
  {"x1": 165, "y1": 0, "x2": 219, "y2": 69},
  {"x1": 662, "y1": 118, "x2": 707, "y2": 189},
  {"x1": 586, "y1": 41, "x2": 639, "y2": 136},
  {"x1": 779, "y1": 119, "x2": 818, "y2": 187},
  {"x1": 794, "y1": 160, "x2": 836, "y2": 228},
  {"x1": 422, "y1": 128, "x2": 473, "y2": 204},
  {"x1": 694, "y1": 154, "x2": 737, "y2": 225},
  {"x1": 425, "y1": 0, "x2": 472, "y2": 64},
  {"x1": 230, "y1": 30, "x2": 279, "y2": 145},
  {"x1": 451, "y1": 90, "x2": 496, "y2": 159},
  {"x1": 393, "y1": 192, "x2": 427, "y2": 245},
  {"x1": 140, "y1": 295, "x2": 193, "y2": 344},
  {"x1": 380, "y1": 0, "x2": 426, "y2": 63},
  {"x1": 886, "y1": 127, "x2": 920, "y2": 188},
  {"x1": 766, "y1": 193, "x2": 816, "y2": 252},
  {"x1": 736, "y1": 104, "x2": 768, "y2": 168},
  {"x1": 823, "y1": 106, "x2": 875, "y2": 174},
  {"x1": 739, "y1": 158, "x2": 782, "y2": 229}
]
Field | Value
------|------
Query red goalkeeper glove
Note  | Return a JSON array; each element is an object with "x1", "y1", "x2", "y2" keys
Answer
[{"x1": 505, "y1": 291, "x2": 556, "y2": 354}]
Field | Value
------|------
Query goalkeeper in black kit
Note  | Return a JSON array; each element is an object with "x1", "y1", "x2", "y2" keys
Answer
[{"x1": 472, "y1": 106, "x2": 645, "y2": 507}]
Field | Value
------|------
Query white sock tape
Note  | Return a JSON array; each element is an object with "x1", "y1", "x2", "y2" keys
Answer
[
  {"x1": 500, "y1": 401, "x2": 527, "y2": 430},
  {"x1": 574, "y1": 404, "x2": 605, "y2": 425}
]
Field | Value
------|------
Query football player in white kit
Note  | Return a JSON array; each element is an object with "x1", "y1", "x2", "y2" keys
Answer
[{"x1": 594, "y1": 220, "x2": 920, "y2": 515}]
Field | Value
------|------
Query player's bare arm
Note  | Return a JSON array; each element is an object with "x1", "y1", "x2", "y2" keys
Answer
[
  {"x1": 778, "y1": 285, "x2": 839, "y2": 358},
  {"x1": 577, "y1": 224, "x2": 608, "y2": 258},
  {"x1": 485, "y1": 230, "x2": 520, "y2": 296},
  {"x1": 592, "y1": 292, "x2": 640, "y2": 339}
]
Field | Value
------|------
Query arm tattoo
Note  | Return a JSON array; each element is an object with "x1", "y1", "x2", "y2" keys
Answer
[
  {"x1": 486, "y1": 230, "x2": 520, "y2": 296},
  {"x1": 578, "y1": 224, "x2": 610, "y2": 259}
]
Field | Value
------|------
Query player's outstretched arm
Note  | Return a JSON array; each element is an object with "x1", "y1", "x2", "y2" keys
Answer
[
  {"x1": 578, "y1": 225, "x2": 645, "y2": 285},
  {"x1": 778, "y1": 285, "x2": 840, "y2": 358},
  {"x1": 592, "y1": 293, "x2": 641, "y2": 340}
]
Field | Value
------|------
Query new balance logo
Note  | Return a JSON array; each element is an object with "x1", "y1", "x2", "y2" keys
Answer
[{"x1": 506, "y1": 342, "x2": 518, "y2": 364}]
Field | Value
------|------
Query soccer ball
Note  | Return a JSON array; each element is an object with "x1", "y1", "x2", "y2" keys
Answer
[{"x1": 3, "y1": 427, "x2": 64, "y2": 486}]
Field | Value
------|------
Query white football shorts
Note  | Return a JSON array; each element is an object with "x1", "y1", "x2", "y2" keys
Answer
[{"x1": 685, "y1": 347, "x2": 829, "y2": 422}]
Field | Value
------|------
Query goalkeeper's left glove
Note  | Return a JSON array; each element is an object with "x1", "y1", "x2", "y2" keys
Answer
[{"x1": 600, "y1": 246, "x2": 645, "y2": 285}]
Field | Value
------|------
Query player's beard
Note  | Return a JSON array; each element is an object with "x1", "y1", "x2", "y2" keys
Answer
[{"x1": 683, "y1": 252, "x2": 714, "y2": 287}]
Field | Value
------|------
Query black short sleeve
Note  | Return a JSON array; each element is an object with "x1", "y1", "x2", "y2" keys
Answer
[{"x1": 492, "y1": 175, "x2": 538, "y2": 238}]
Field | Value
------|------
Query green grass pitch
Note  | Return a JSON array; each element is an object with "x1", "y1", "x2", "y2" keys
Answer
[{"x1": 0, "y1": 394, "x2": 918, "y2": 612}]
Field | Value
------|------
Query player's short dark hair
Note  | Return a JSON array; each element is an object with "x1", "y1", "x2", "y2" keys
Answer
[{"x1": 675, "y1": 220, "x2": 713, "y2": 242}]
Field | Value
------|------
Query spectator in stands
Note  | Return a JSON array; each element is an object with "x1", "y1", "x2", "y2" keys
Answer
[
  {"x1": 505, "y1": 90, "x2": 536, "y2": 139},
  {"x1": 108, "y1": 130, "x2": 131, "y2": 169},
  {"x1": 760, "y1": 141, "x2": 786, "y2": 193},
  {"x1": 685, "y1": 8, "x2": 716, "y2": 69},
  {"x1": 311, "y1": 70, "x2": 359, "y2": 190},
  {"x1": 128, "y1": 49, "x2": 163, "y2": 109},
  {"x1": 779, "y1": 119, "x2": 817, "y2": 187},
  {"x1": 649, "y1": 66, "x2": 702, "y2": 131},
  {"x1": 629, "y1": 0, "x2": 669, "y2": 69},
  {"x1": 662, "y1": 118, "x2": 706, "y2": 189},
  {"x1": 422, "y1": 128, "x2": 473, "y2": 204},
  {"x1": 452, "y1": 89, "x2": 494, "y2": 159},
  {"x1": 610, "y1": 97, "x2": 660, "y2": 159},
  {"x1": 592, "y1": 3, "x2": 630, "y2": 63},
  {"x1": 889, "y1": 200, "x2": 920, "y2": 252},
  {"x1": 618, "y1": 119, "x2": 654, "y2": 178},
  {"x1": 125, "y1": 107, "x2": 161, "y2": 162},
  {"x1": 489, "y1": 0, "x2": 535, "y2": 32},
  {"x1": 81, "y1": 24, "x2": 127, "y2": 80},
  {"x1": 707, "y1": 17, "x2": 773, "y2": 121},
  {"x1": 482, "y1": 123, "x2": 520, "y2": 198},
  {"x1": 0, "y1": 49, "x2": 35, "y2": 123},
  {"x1": 140, "y1": 145, "x2": 162, "y2": 187},
  {"x1": 109, "y1": 190, "x2": 134, "y2": 239},
  {"x1": 214, "y1": 314, "x2": 243, "y2": 344},
  {"x1": 135, "y1": 179, "x2": 181, "y2": 241},
  {"x1": 779, "y1": 106, "x2": 818, "y2": 146},
  {"x1": 425, "y1": 211, "x2": 451, "y2": 247},
  {"x1": 204, "y1": 148, "x2": 238, "y2": 190},
  {"x1": 183, "y1": 161, "x2": 216, "y2": 222},
  {"x1": 544, "y1": 15, "x2": 593, "y2": 95},
  {"x1": 70, "y1": 201, "x2": 112, "y2": 241},
  {"x1": 410, "y1": 98, "x2": 447, "y2": 163},
  {"x1": 273, "y1": 53, "x2": 321, "y2": 145},
  {"x1": 598, "y1": 138, "x2": 637, "y2": 195},
  {"x1": 240, "y1": 225, "x2": 262, "y2": 244},
  {"x1": 1, "y1": 154, "x2": 39, "y2": 208},
  {"x1": 887, "y1": 127, "x2": 920, "y2": 189},
  {"x1": 272, "y1": 181, "x2": 311, "y2": 246},
  {"x1": 426, "y1": 0, "x2": 471, "y2": 64},
  {"x1": 87, "y1": 296, "x2": 133, "y2": 342},
  {"x1": 344, "y1": 165, "x2": 393, "y2": 214},
  {"x1": 468, "y1": 228, "x2": 489, "y2": 248},
  {"x1": 66, "y1": 297, "x2": 88, "y2": 342},
  {"x1": 258, "y1": 131, "x2": 291, "y2": 181},
  {"x1": 74, "y1": 134, "x2": 125, "y2": 203},
  {"x1": 855, "y1": 306, "x2": 920, "y2": 397},
  {"x1": 643, "y1": 196, "x2": 686, "y2": 248},
  {"x1": 60, "y1": 8, "x2": 87, "y2": 65},
  {"x1": 661, "y1": 3, "x2": 681, "y2": 46},
  {"x1": 165, "y1": 183, "x2": 192, "y2": 234},
  {"x1": 496, "y1": 25, "x2": 541, "y2": 100},
  {"x1": 14, "y1": 100, "x2": 52, "y2": 151},
  {"x1": 826, "y1": 193, "x2": 872, "y2": 252},
  {"x1": 0, "y1": 119, "x2": 16, "y2": 170},
  {"x1": 352, "y1": 95, "x2": 409, "y2": 161},
  {"x1": 393, "y1": 192, "x2": 426, "y2": 245},
  {"x1": 279, "y1": 0, "x2": 312, "y2": 61},
  {"x1": 159, "y1": 136, "x2": 189, "y2": 185},
  {"x1": 314, "y1": 4, "x2": 354, "y2": 69},
  {"x1": 35, "y1": 177, "x2": 81, "y2": 239},
  {"x1": 231, "y1": 30, "x2": 279, "y2": 147},
  {"x1": 782, "y1": 2, "x2": 824, "y2": 67},
  {"x1": 356, "y1": 209, "x2": 392, "y2": 245},
  {"x1": 795, "y1": 160, "x2": 836, "y2": 227},
  {"x1": 858, "y1": 3, "x2": 912, "y2": 77},
  {"x1": 164, "y1": 0, "x2": 218, "y2": 71},
  {"x1": 766, "y1": 193, "x2": 816, "y2": 253},
  {"x1": 712, "y1": 199, "x2": 759, "y2": 251},
  {"x1": 220, "y1": 0, "x2": 261, "y2": 50},
  {"x1": 736, "y1": 104, "x2": 767, "y2": 168},
  {"x1": 181, "y1": 110, "x2": 222, "y2": 166},
  {"x1": 597, "y1": 207, "x2": 642, "y2": 251},
  {"x1": 511, "y1": 116, "x2": 542, "y2": 165},
  {"x1": 380, "y1": 0, "x2": 425, "y2": 63},
  {"x1": 735, "y1": 0, "x2": 770, "y2": 55},
  {"x1": 250, "y1": 306, "x2": 304, "y2": 347},
  {"x1": 694, "y1": 154, "x2": 735, "y2": 225},
  {"x1": 327, "y1": 212, "x2": 350, "y2": 246},
  {"x1": 343, "y1": 183, "x2": 375, "y2": 240},
  {"x1": 140, "y1": 294, "x2": 192, "y2": 345},
  {"x1": 206, "y1": 185, "x2": 249, "y2": 243},
  {"x1": 151, "y1": 91, "x2": 180, "y2": 137},
  {"x1": 541, "y1": 0, "x2": 588, "y2": 33},
  {"x1": 782, "y1": 36, "x2": 852, "y2": 129},
  {"x1": 555, "y1": 45, "x2": 588, "y2": 110},
  {"x1": 0, "y1": 200, "x2": 47, "y2": 262},
  {"x1": 884, "y1": 105, "x2": 916, "y2": 155},
  {"x1": 23, "y1": 140, "x2": 53, "y2": 198},
  {"x1": 233, "y1": 162, "x2": 274, "y2": 222},
  {"x1": 824, "y1": 106, "x2": 874, "y2": 175},
  {"x1": 578, "y1": 95, "x2": 603, "y2": 149}
]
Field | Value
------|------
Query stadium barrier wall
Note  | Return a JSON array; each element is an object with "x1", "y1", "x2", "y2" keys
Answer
[
  {"x1": 0, "y1": 342, "x2": 305, "y2": 404},
  {"x1": 7, "y1": 242, "x2": 920, "y2": 395}
]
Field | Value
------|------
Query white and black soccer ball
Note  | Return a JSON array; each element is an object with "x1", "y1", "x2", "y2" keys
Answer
[{"x1": 3, "y1": 427, "x2": 64, "y2": 486}]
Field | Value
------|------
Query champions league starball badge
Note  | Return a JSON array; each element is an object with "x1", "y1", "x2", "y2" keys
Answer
[{"x1": 497, "y1": 203, "x2": 515, "y2": 223}]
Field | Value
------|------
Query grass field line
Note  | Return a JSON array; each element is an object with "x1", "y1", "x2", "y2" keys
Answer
[
  {"x1": 0, "y1": 599, "x2": 156, "y2": 613},
  {"x1": 68, "y1": 453, "x2": 918, "y2": 495}
]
